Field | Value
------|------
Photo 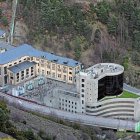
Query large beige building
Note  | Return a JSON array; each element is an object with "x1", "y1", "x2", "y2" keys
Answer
[{"x1": 0, "y1": 42, "x2": 81, "y2": 87}]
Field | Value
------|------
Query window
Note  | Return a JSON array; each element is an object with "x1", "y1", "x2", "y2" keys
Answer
[
  {"x1": 63, "y1": 66, "x2": 67, "y2": 73},
  {"x1": 82, "y1": 84, "x2": 84, "y2": 87},
  {"x1": 52, "y1": 64, "x2": 55, "y2": 70},
  {"x1": 52, "y1": 72, "x2": 55, "y2": 78},
  {"x1": 69, "y1": 72, "x2": 72, "y2": 74},
  {"x1": 82, "y1": 79, "x2": 85, "y2": 82},
  {"x1": 21, "y1": 71, "x2": 24, "y2": 76},
  {"x1": 21, "y1": 76, "x2": 24, "y2": 80},
  {"x1": 47, "y1": 71, "x2": 50, "y2": 75},
  {"x1": 82, "y1": 100, "x2": 84, "y2": 104},
  {"x1": 58, "y1": 74, "x2": 61, "y2": 78},
  {"x1": 4, "y1": 67, "x2": 7, "y2": 74},
  {"x1": 69, "y1": 76, "x2": 72, "y2": 81},
  {"x1": 42, "y1": 70, "x2": 45, "y2": 75},
  {"x1": 63, "y1": 75, "x2": 67, "y2": 81},
  {"x1": 26, "y1": 69, "x2": 29, "y2": 75},
  {"x1": 57, "y1": 65, "x2": 61, "y2": 69},
  {"x1": 47, "y1": 62, "x2": 51, "y2": 68},
  {"x1": 81, "y1": 94, "x2": 84, "y2": 97},
  {"x1": 81, "y1": 89, "x2": 84, "y2": 92}
]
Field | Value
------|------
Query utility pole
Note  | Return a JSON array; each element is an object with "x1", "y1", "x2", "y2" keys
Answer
[{"x1": 8, "y1": 0, "x2": 18, "y2": 45}]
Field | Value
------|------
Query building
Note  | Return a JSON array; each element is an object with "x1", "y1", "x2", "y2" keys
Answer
[
  {"x1": 76, "y1": 63, "x2": 124, "y2": 113},
  {"x1": 1, "y1": 41, "x2": 140, "y2": 121},
  {"x1": 0, "y1": 42, "x2": 81, "y2": 87}
]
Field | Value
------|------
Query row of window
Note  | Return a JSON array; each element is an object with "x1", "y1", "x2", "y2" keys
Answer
[
  {"x1": 41, "y1": 71, "x2": 73, "y2": 81},
  {"x1": 39, "y1": 62, "x2": 73, "y2": 71},
  {"x1": 59, "y1": 98, "x2": 77, "y2": 105},
  {"x1": 59, "y1": 107, "x2": 77, "y2": 113},
  {"x1": 59, "y1": 103, "x2": 77, "y2": 109}
]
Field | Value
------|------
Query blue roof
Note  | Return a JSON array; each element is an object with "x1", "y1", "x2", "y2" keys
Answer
[
  {"x1": 0, "y1": 41, "x2": 14, "y2": 51},
  {"x1": 0, "y1": 29, "x2": 5, "y2": 36},
  {"x1": 8, "y1": 61, "x2": 36, "y2": 73},
  {"x1": 0, "y1": 43, "x2": 81, "y2": 67}
]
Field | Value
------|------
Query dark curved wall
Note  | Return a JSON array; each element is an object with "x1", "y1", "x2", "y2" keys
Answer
[{"x1": 98, "y1": 73, "x2": 123, "y2": 100}]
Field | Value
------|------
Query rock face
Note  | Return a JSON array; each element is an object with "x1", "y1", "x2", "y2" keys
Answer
[{"x1": 8, "y1": 105, "x2": 91, "y2": 140}]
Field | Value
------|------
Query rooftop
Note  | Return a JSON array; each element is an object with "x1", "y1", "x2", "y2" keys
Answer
[
  {"x1": 0, "y1": 43, "x2": 81, "y2": 67},
  {"x1": 0, "y1": 41, "x2": 14, "y2": 51},
  {"x1": 0, "y1": 29, "x2": 5, "y2": 36},
  {"x1": 80, "y1": 63, "x2": 124, "y2": 79},
  {"x1": 8, "y1": 61, "x2": 36, "y2": 73}
]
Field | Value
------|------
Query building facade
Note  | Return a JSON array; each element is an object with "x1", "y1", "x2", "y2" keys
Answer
[
  {"x1": 1, "y1": 42, "x2": 140, "y2": 121},
  {"x1": 0, "y1": 43, "x2": 81, "y2": 87},
  {"x1": 76, "y1": 63, "x2": 124, "y2": 113}
]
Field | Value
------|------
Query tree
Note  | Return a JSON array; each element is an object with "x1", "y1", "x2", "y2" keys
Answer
[
  {"x1": 1, "y1": 17, "x2": 8, "y2": 26},
  {"x1": 95, "y1": 1, "x2": 111, "y2": 24},
  {"x1": 94, "y1": 29, "x2": 101, "y2": 43},
  {"x1": 107, "y1": 15, "x2": 118, "y2": 35}
]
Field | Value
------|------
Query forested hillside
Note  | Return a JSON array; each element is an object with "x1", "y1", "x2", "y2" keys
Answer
[{"x1": 17, "y1": 0, "x2": 140, "y2": 87}]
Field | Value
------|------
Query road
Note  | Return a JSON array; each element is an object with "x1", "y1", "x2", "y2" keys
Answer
[
  {"x1": 0, "y1": 92, "x2": 135, "y2": 132},
  {"x1": 123, "y1": 83, "x2": 140, "y2": 95}
]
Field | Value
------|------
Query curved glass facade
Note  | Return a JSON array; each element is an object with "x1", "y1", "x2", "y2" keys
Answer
[{"x1": 98, "y1": 73, "x2": 123, "y2": 100}]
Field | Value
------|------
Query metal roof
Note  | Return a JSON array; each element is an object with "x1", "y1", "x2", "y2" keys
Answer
[
  {"x1": 0, "y1": 41, "x2": 14, "y2": 51},
  {"x1": 8, "y1": 61, "x2": 36, "y2": 73},
  {"x1": 0, "y1": 29, "x2": 5, "y2": 36},
  {"x1": 0, "y1": 43, "x2": 81, "y2": 67}
]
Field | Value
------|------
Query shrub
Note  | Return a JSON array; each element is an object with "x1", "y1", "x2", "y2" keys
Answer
[{"x1": 1, "y1": 17, "x2": 8, "y2": 26}]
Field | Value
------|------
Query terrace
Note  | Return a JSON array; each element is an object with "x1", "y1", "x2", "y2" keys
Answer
[{"x1": 100, "y1": 91, "x2": 140, "y2": 101}]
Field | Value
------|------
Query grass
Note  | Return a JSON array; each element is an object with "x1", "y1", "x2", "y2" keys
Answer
[
  {"x1": 101, "y1": 91, "x2": 140, "y2": 101},
  {"x1": 118, "y1": 91, "x2": 140, "y2": 98}
]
